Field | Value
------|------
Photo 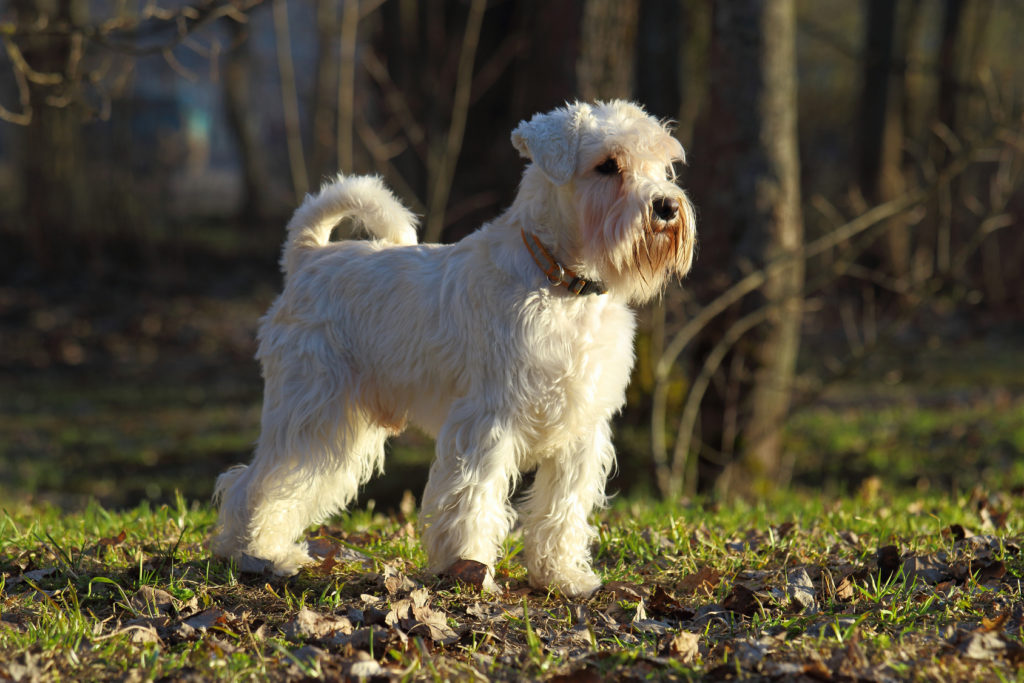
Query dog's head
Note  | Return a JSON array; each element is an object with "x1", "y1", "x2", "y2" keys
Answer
[{"x1": 511, "y1": 100, "x2": 696, "y2": 303}]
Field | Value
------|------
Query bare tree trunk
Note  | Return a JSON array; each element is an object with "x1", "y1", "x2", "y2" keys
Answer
[
  {"x1": 309, "y1": 0, "x2": 339, "y2": 183},
  {"x1": 635, "y1": 0, "x2": 710, "y2": 497},
  {"x1": 700, "y1": 0, "x2": 805, "y2": 496},
  {"x1": 14, "y1": 0, "x2": 91, "y2": 271},
  {"x1": 423, "y1": 0, "x2": 486, "y2": 244},
  {"x1": 337, "y1": 0, "x2": 360, "y2": 174},
  {"x1": 635, "y1": 0, "x2": 681, "y2": 118},
  {"x1": 859, "y1": 0, "x2": 911, "y2": 281},
  {"x1": 223, "y1": 16, "x2": 271, "y2": 226},
  {"x1": 577, "y1": 0, "x2": 639, "y2": 100},
  {"x1": 937, "y1": 0, "x2": 966, "y2": 141},
  {"x1": 932, "y1": 0, "x2": 993, "y2": 276},
  {"x1": 272, "y1": 0, "x2": 308, "y2": 202},
  {"x1": 510, "y1": 2, "x2": 581, "y2": 114},
  {"x1": 676, "y1": 0, "x2": 712, "y2": 147}
]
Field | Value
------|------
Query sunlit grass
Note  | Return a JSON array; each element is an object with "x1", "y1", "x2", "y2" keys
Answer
[{"x1": 1, "y1": 488, "x2": 1021, "y2": 681}]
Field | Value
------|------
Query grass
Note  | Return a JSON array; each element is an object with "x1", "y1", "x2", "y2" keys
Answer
[
  {"x1": 3, "y1": 360, "x2": 1022, "y2": 510},
  {"x1": 1, "y1": 273, "x2": 1021, "y2": 679},
  {"x1": 2, "y1": 489, "x2": 1022, "y2": 681},
  {"x1": 785, "y1": 397, "x2": 1024, "y2": 493}
]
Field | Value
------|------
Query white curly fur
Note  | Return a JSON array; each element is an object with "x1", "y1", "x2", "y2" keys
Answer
[{"x1": 211, "y1": 100, "x2": 696, "y2": 597}]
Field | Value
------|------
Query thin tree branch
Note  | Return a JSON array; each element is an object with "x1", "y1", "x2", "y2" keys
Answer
[
  {"x1": 336, "y1": 0, "x2": 359, "y2": 173},
  {"x1": 424, "y1": 0, "x2": 486, "y2": 243},
  {"x1": 272, "y1": 0, "x2": 308, "y2": 199},
  {"x1": 649, "y1": 143, "x2": 984, "y2": 478},
  {"x1": 663, "y1": 307, "x2": 770, "y2": 498}
]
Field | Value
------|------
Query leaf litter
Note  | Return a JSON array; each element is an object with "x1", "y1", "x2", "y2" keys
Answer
[{"x1": 1, "y1": 492, "x2": 1023, "y2": 680}]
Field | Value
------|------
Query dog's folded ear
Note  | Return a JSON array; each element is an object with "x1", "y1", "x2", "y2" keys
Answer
[{"x1": 511, "y1": 103, "x2": 588, "y2": 186}]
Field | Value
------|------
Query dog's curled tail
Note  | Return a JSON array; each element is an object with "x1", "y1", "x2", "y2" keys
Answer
[{"x1": 282, "y1": 174, "x2": 419, "y2": 276}]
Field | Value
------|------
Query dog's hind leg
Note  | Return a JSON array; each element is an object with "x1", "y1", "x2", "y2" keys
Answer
[
  {"x1": 213, "y1": 360, "x2": 387, "y2": 575},
  {"x1": 212, "y1": 454, "x2": 320, "y2": 575}
]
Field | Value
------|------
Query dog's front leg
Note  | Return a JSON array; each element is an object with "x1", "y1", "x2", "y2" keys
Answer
[
  {"x1": 419, "y1": 403, "x2": 519, "y2": 589},
  {"x1": 518, "y1": 420, "x2": 615, "y2": 597}
]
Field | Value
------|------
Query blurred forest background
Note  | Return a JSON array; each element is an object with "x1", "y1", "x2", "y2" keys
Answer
[{"x1": 1, "y1": 0, "x2": 1022, "y2": 511}]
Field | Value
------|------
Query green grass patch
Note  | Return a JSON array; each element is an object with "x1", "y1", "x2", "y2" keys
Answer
[
  {"x1": 2, "y1": 490, "x2": 1022, "y2": 681},
  {"x1": 785, "y1": 397, "x2": 1024, "y2": 493}
]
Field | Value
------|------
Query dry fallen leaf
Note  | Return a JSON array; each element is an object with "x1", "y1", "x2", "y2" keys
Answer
[
  {"x1": 3, "y1": 651, "x2": 52, "y2": 681},
  {"x1": 667, "y1": 631, "x2": 701, "y2": 664},
  {"x1": 98, "y1": 530, "x2": 127, "y2": 547},
  {"x1": 282, "y1": 608, "x2": 353, "y2": 641},
  {"x1": 25, "y1": 567, "x2": 56, "y2": 582},
  {"x1": 832, "y1": 574, "x2": 856, "y2": 601},
  {"x1": 722, "y1": 584, "x2": 762, "y2": 617},
  {"x1": 974, "y1": 560, "x2": 1007, "y2": 585},
  {"x1": 604, "y1": 581, "x2": 646, "y2": 602},
  {"x1": 772, "y1": 521, "x2": 796, "y2": 540},
  {"x1": 313, "y1": 546, "x2": 340, "y2": 575},
  {"x1": 902, "y1": 553, "x2": 952, "y2": 584},
  {"x1": 876, "y1": 545, "x2": 901, "y2": 582},
  {"x1": 978, "y1": 500, "x2": 1008, "y2": 531},
  {"x1": 349, "y1": 658, "x2": 389, "y2": 679},
  {"x1": 549, "y1": 668, "x2": 603, "y2": 683},
  {"x1": 382, "y1": 564, "x2": 418, "y2": 595},
  {"x1": 345, "y1": 627, "x2": 395, "y2": 653},
  {"x1": 307, "y1": 536, "x2": 372, "y2": 566},
  {"x1": 386, "y1": 588, "x2": 459, "y2": 645},
  {"x1": 289, "y1": 645, "x2": 326, "y2": 668},
  {"x1": 677, "y1": 566, "x2": 721, "y2": 597},
  {"x1": 953, "y1": 629, "x2": 1009, "y2": 661},
  {"x1": 945, "y1": 523, "x2": 973, "y2": 542},
  {"x1": 130, "y1": 585, "x2": 178, "y2": 617},
  {"x1": 183, "y1": 608, "x2": 229, "y2": 632},
  {"x1": 839, "y1": 530, "x2": 862, "y2": 548},
  {"x1": 981, "y1": 612, "x2": 1010, "y2": 633},
  {"x1": 631, "y1": 598, "x2": 648, "y2": 623},
  {"x1": 648, "y1": 585, "x2": 694, "y2": 620},
  {"x1": 445, "y1": 559, "x2": 490, "y2": 590},
  {"x1": 126, "y1": 624, "x2": 162, "y2": 645}
]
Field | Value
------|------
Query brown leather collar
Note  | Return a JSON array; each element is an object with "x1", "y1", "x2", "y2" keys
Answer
[{"x1": 521, "y1": 229, "x2": 607, "y2": 296}]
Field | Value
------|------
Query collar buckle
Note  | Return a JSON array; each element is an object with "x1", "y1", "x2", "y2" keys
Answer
[
  {"x1": 521, "y1": 229, "x2": 607, "y2": 296},
  {"x1": 547, "y1": 263, "x2": 565, "y2": 286}
]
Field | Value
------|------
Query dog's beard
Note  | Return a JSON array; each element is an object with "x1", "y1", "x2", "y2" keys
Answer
[{"x1": 580, "y1": 180, "x2": 695, "y2": 303}]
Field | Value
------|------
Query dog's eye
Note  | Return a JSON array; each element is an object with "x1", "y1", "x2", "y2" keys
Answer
[{"x1": 595, "y1": 158, "x2": 619, "y2": 176}]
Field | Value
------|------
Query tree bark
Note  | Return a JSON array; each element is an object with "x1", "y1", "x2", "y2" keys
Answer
[
  {"x1": 223, "y1": 16, "x2": 271, "y2": 227},
  {"x1": 309, "y1": 0, "x2": 339, "y2": 183},
  {"x1": 698, "y1": 0, "x2": 805, "y2": 496},
  {"x1": 858, "y1": 0, "x2": 912, "y2": 281},
  {"x1": 676, "y1": 0, "x2": 712, "y2": 147},
  {"x1": 14, "y1": 0, "x2": 90, "y2": 270},
  {"x1": 577, "y1": 0, "x2": 639, "y2": 100}
]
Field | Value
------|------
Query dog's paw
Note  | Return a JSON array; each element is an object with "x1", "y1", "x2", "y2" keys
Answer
[
  {"x1": 235, "y1": 546, "x2": 312, "y2": 577},
  {"x1": 532, "y1": 569, "x2": 602, "y2": 599},
  {"x1": 559, "y1": 573, "x2": 602, "y2": 599},
  {"x1": 236, "y1": 553, "x2": 276, "y2": 574}
]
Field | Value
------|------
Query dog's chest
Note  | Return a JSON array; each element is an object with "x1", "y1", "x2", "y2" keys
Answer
[{"x1": 521, "y1": 298, "x2": 636, "y2": 443}]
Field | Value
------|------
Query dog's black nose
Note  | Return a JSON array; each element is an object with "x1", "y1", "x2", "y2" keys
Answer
[{"x1": 652, "y1": 197, "x2": 679, "y2": 221}]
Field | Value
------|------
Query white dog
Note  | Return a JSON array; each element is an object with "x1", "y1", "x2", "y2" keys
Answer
[{"x1": 212, "y1": 100, "x2": 695, "y2": 597}]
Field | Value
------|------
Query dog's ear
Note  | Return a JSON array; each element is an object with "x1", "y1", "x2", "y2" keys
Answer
[{"x1": 511, "y1": 104, "x2": 586, "y2": 186}]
